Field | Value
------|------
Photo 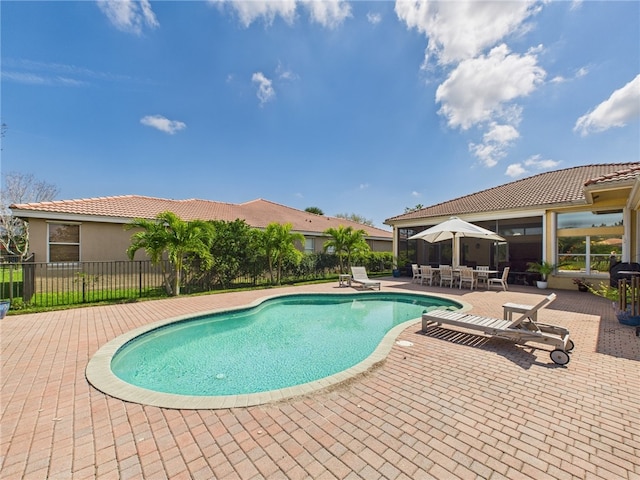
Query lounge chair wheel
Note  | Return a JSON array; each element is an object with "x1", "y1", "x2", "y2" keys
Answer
[
  {"x1": 550, "y1": 349, "x2": 570, "y2": 365},
  {"x1": 566, "y1": 340, "x2": 575, "y2": 352}
]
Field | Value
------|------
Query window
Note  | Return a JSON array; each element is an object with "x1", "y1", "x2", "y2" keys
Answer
[
  {"x1": 48, "y1": 223, "x2": 80, "y2": 262},
  {"x1": 557, "y1": 211, "x2": 622, "y2": 274},
  {"x1": 304, "y1": 238, "x2": 315, "y2": 253}
]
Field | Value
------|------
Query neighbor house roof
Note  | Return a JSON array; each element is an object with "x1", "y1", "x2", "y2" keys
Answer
[
  {"x1": 386, "y1": 163, "x2": 640, "y2": 224},
  {"x1": 11, "y1": 195, "x2": 392, "y2": 240}
]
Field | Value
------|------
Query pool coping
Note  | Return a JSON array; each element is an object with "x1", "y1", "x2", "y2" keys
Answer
[{"x1": 86, "y1": 291, "x2": 471, "y2": 409}]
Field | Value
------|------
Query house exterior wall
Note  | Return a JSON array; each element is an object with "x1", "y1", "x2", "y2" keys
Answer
[
  {"x1": 386, "y1": 181, "x2": 637, "y2": 291},
  {"x1": 25, "y1": 219, "x2": 142, "y2": 262},
  {"x1": 24, "y1": 218, "x2": 391, "y2": 263},
  {"x1": 24, "y1": 219, "x2": 48, "y2": 262}
]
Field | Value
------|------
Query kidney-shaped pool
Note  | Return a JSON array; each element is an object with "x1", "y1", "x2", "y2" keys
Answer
[{"x1": 86, "y1": 292, "x2": 465, "y2": 409}]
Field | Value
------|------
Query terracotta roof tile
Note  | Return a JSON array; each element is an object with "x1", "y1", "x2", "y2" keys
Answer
[
  {"x1": 386, "y1": 163, "x2": 640, "y2": 223},
  {"x1": 11, "y1": 195, "x2": 392, "y2": 239},
  {"x1": 583, "y1": 165, "x2": 640, "y2": 186}
]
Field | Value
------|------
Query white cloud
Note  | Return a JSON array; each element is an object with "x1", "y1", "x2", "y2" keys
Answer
[
  {"x1": 551, "y1": 65, "x2": 589, "y2": 84},
  {"x1": 395, "y1": 1, "x2": 548, "y2": 171},
  {"x1": 411, "y1": 191, "x2": 421, "y2": 197},
  {"x1": 252, "y1": 72, "x2": 275, "y2": 106},
  {"x1": 276, "y1": 62, "x2": 298, "y2": 81},
  {"x1": 395, "y1": 0, "x2": 540, "y2": 66},
  {"x1": 211, "y1": 0, "x2": 350, "y2": 28},
  {"x1": 301, "y1": 0, "x2": 352, "y2": 28},
  {"x1": 140, "y1": 115, "x2": 186, "y2": 134},
  {"x1": 469, "y1": 123, "x2": 521, "y2": 167},
  {"x1": 576, "y1": 66, "x2": 588, "y2": 78},
  {"x1": 574, "y1": 74, "x2": 640, "y2": 136},
  {"x1": 359, "y1": 183, "x2": 370, "y2": 190},
  {"x1": 435, "y1": 44, "x2": 545, "y2": 130},
  {"x1": 367, "y1": 12, "x2": 382, "y2": 25},
  {"x1": 483, "y1": 123, "x2": 520, "y2": 144},
  {"x1": 1, "y1": 71, "x2": 86, "y2": 87},
  {"x1": 211, "y1": 0, "x2": 297, "y2": 27},
  {"x1": 505, "y1": 154, "x2": 560, "y2": 178},
  {"x1": 505, "y1": 163, "x2": 527, "y2": 178},
  {"x1": 97, "y1": 0, "x2": 159, "y2": 35}
]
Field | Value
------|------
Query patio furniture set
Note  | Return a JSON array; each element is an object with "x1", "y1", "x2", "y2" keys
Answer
[{"x1": 412, "y1": 264, "x2": 510, "y2": 291}]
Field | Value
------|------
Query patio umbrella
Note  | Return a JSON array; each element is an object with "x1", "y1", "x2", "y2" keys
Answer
[{"x1": 408, "y1": 216, "x2": 506, "y2": 267}]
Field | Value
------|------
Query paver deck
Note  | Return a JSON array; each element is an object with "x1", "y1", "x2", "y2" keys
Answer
[{"x1": 1, "y1": 278, "x2": 639, "y2": 479}]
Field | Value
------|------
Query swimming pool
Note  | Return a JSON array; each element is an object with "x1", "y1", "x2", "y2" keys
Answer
[{"x1": 87, "y1": 292, "x2": 465, "y2": 409}]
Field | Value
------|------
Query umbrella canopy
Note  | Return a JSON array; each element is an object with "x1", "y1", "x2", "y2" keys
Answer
[{"x1": 408, "y1": 217, "x2": 506, "y2": 267}]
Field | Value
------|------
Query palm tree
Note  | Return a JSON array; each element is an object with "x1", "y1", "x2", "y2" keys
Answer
[
  {"x1": 125, "y1": 211, "x2": 213, "y2": 296},
  {"x1": 261, "y1": 222, "x2": 305, "y2": 285},
  {"x1": 323, "y1": 225, "x2": 370, "y2": 273}
]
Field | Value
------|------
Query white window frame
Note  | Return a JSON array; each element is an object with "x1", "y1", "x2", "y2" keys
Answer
[{"x1": 304, "y1": 238, "x2": 315, "y2": 254}]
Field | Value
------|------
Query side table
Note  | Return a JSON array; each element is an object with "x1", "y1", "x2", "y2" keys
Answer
[{"x1": 339, "y1": 274, "x2": 352, "y2": 287}]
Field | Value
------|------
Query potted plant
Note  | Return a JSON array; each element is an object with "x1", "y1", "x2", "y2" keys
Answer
[
  {"x1": 0, "y1": 300, "x2": 10, "y2": 319},
  {"x1": 527, "y1": 261, "x2": 559, "y2": 289},
  {"x1": 393, "y1": 254, "x2": 412, "y2": 277}
]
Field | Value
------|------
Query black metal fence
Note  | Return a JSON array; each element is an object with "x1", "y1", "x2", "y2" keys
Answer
[
  {"x1": 1, "y1": 259, "x2": 174, "y2": 308},
  {"x1": 0, "y1": 253, "x2": 393, "y2": 310}
]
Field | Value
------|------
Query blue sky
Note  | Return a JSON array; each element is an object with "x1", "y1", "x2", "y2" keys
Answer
[{"x1": 2, "y1": 1, "x2": 639, "y2": 229}]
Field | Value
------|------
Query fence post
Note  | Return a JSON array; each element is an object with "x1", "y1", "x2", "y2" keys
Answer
[
  {"x1": 138, "y1": 261, "x2": 143, "y2": 298},
  {"x1": 8, "y1": 264, "x2": 14, "y2": 302},
  {"x1": 22, "y1": 254, "x2": 35, "y2": 303}
]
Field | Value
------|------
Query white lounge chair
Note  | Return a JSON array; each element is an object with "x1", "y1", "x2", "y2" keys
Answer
[
  {"x1": 421, "y1": 293, "x2": 574, "y2": 365},
  {"x1": 350, "y1": 266, "x2": 381, "y2": 290}
]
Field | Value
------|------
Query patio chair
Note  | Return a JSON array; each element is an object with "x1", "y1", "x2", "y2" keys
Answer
[
  {"x1": 458, "y1": 267, "x2": 476, "y2": 290},
  {"x1": 422, "y1": 293, "x2": 574, "y2": 365},
  {"x1": 420, "y1": 266, "x2": 435, "y2": 286},
  {"x1": 439, "y1": 265, "x2": 455, "y2": 288},
  {"x1": 488, "y1": 267, "x2": 510, "y2": 291},
  {"x1": 350, "y1": 266, "x2": 381, "y2": 290},
  {"x1": 476, "y1": 266, "x2": 490, "y2": 288},
  {"x1": 411, "y1": 264, "x2": 422, "y2": 283}
]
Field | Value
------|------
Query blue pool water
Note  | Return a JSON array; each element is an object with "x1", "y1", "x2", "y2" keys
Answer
[{"x1": 111, "y1": 292, "x2": 461, "y2": 396}]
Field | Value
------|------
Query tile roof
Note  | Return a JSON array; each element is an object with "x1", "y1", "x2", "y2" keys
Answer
[
  {"x1": 386, "y1": 163, "x2": 640, "y2": 223},
  {"x1": 11, "y1": 195, "x2": 392, "y2": 239}
]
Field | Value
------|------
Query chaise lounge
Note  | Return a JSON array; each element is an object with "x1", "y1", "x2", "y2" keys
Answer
[
  {"x1": 421, "y1": 293, "x2": 574, "y2": 365},
  {"x1": 350, "y1": 266, "x2": 381, "y2": 290}
]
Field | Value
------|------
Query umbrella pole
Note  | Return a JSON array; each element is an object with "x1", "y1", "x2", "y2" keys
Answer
[{"x1": 453, "y1": 236, "x2": 459, "y2": 268}]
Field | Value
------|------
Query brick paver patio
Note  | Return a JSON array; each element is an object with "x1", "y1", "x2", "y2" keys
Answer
[{"x1": 1, "y1": 278, "x2": 639, "y2": 479}]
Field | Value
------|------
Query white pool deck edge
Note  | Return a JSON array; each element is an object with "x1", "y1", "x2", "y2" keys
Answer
[{"x1": 86, "y1": 290, "x2": 471, "y2": 410}]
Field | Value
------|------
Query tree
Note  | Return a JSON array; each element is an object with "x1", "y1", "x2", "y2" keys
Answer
[
  {"x1": 260, "y1": 222, "x2": 304, "y2": 285},
  {"x1": 208, "y1": 219, "x2": 255, "y2": 288},
  {"x1": 305, "y1": 206, "x2": 324, "y2": 215},
  {"x1": 125, "y1": 211, "x2": 214, "y2": 296},
  {"x1": 323, "y1": 225, "x2": 370, "y2": 273},
  {"x1": 0, "y1": 172, "x2": 60, "y2": 260},
  {"x1": 335, "y1": 212, "x2": 374, "y2": 227},
  {"x1": 404, "y1": 204, "x2": 424, "y2": 213}
]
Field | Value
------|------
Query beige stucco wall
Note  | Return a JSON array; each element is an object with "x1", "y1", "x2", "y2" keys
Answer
[
  {"x1": 25, "y1": 218, "x2": 391, "y2": 263},
  {"x1": 26, "y1": 219, "x2": 145, "y2": 262}
]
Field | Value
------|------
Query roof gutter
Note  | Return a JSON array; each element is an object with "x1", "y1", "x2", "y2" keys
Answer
[{"x1": 10, "y1": 209, "x2": 135, "y2": 224}]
